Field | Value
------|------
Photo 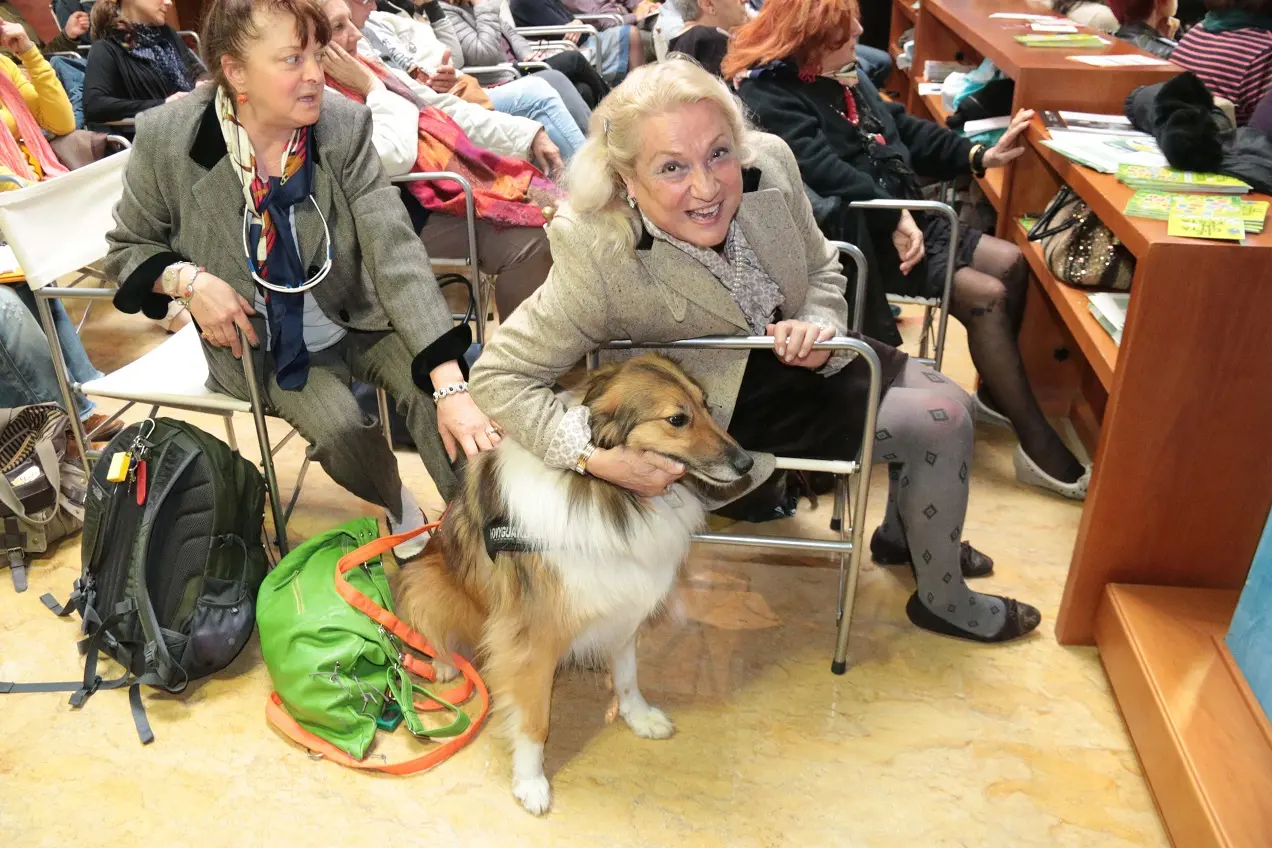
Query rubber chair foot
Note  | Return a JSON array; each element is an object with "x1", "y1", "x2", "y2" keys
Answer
[{"x1": 830, "y1": 660, "x2": 847, "y2": 675}]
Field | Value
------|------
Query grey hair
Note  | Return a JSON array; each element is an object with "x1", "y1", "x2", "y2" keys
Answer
[
  {"x1": 669, "y1": 0, "x2": 703, "y2": 18},
  {"x1": 551, "y1": 58, "x2": 756, "y2": 260}
]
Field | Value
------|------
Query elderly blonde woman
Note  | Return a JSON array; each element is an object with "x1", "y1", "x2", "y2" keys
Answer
[{"x1": 470, "y1": 59, "x2": 1041, "y2": 645}]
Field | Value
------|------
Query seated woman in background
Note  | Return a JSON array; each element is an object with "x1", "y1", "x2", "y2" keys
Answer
[
  {"x1": 441, "y1": 0, "x2": 611, "y2": 109},
  {"x1": 1109, "y1": 0, "x2": 1180, "y2": 57},
  {"x1": 320, "y1": 0, "x2": 556, "y2": 317},
  {"x1": 1171, "y1": 0, "x2": 1272, "y2": 126},
  {"x1": 1047, "y1": 0, "x2": 1120, "y2": 31},
  {"x1": 106, "y1": 0, "x2": 503, "y2": 559},
  {"x1": 727, "y1": 0, "x2": 1091, "y2": 500},
  {"x1": 348, "y1": 0, "x2": 585, "y2": 161},
  {"x1": 83, "y1": 0, "x2": 207, "y2": 133},
  {"x1": 0, "y1": 21, "x2": 74, "y2": 186},
  {"x1": 358, "y1": 0, "x2": 591, "y2": 154},
  {"x1": 507, "y1": 0, "x2": 646, "y2": 83},
  {"x1": 470, "y1": 59, "x2": 1041, "y2": 650}
]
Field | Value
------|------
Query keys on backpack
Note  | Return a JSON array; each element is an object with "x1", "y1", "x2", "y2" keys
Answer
[
  {"x1": 106, "y1": 451, "x2": 132, "y2": 483},
  {"x1": 134, "y1": 460, "x2": 148, "y2": 506}
]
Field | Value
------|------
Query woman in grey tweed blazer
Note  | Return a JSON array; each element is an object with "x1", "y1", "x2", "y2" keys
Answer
[
  {"x1": 470, "y1": 60, "x2": 1041, "y2": 643},
  {"x1": 104, "y1": 0, "x2": 498, "y2": 557}
]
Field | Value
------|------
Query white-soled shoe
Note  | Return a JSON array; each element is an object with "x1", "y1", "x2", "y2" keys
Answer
[
  {"x1": 387, "y1": 512, "x2": 431, "y2": 561},
  {"x1": 1013, "y1": 446, "x2": 1090, "y2": 501},
  {"x1": 973, "y1": 392, "x2": 1014, "y2": 430}
]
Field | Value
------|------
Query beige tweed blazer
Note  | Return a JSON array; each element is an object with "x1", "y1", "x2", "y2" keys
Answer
[{"x1": 469, "y1": 132, "x2": 850, "y2": 505}]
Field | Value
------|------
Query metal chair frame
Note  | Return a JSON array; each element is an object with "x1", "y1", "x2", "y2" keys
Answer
[
  {"x1": 848, "y1": 199, "x2": 958, "y2": 371},
  {"x1": 514, "y1": 23, "x2": 604, "y2": 73},
  {"x1": 583, "y1": 243, "x2": 881, "y2": 673}
]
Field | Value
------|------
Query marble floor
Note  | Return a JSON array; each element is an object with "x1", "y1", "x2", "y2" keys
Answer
[{"x1": 0, "y1": 304, "x2": 1168, "y2": 847}]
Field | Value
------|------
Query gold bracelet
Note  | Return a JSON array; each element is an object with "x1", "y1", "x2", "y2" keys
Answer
[{"x1": 574, "y1": 443, "x2": 596, "y2": 476}]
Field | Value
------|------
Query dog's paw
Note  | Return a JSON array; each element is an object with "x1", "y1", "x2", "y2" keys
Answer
[
  {"x1": 513, "y1": 775, "x2": 552, "y2": 816},
  {"x1": 431, "y1": 660, "x2": 459, "y2": 683},
  {"x1": 622, "y1": 705, "x2": 675, "y2": 739}
]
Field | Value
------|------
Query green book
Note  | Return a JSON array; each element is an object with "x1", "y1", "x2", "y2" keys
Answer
[
  {"x1": 1117, "y1": 164, "x2": 1252, "y2": 194},
  {"x1": 1123, "y1": 191, "x2": 1265, "y2": 232},
  {"x1": 1015, "y1": 33, "x2": 1110, "y2": 47}
]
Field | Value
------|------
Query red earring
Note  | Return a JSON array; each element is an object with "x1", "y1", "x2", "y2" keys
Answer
[{"x1": 236, "y1": 92, "x2": 248, "y2": 104}]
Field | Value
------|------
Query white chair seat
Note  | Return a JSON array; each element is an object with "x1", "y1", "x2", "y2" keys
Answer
[
  {"x1": 887, "y1": 294, "x2": 941, "y2": 306},
  {"x1": 80, "y1": 323, "x2": 251, "y2": 413}
]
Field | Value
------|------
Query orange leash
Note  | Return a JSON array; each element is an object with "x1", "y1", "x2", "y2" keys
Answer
[{"x1": 265, "y1": 518, "x2": 490, "y2": 775}]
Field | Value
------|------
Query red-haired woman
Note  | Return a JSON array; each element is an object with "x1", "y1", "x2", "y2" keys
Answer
[
  {"x1": 1109, "y1": 0, "x2": 1179, "y2": 57},
  {"x1": 724, "y1": 0, "x2": 1090, "y2": 500}
]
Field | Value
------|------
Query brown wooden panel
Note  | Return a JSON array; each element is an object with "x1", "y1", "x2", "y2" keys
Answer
[{"x1": 1058, "y1": 243, "x2": 1272, "y2": 643}]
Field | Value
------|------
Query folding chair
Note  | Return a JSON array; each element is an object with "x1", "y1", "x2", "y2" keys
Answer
[
  {"x1": 513, "y1": 22, "x2": 605, "y2": 74},
  {"x1": 849, "y1": 199, "x2": 958, "y2": 371},
  {"x1": 391, "y1": 171, "x2": 487, "y2": 342},
  {"x1": 579, "y1": 245, "x2": 880, "y2": 673}
]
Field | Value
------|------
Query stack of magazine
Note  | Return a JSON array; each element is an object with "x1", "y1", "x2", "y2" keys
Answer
[
  {"x1": 1039, "y1": 112, "x2": 1167, "y2": 173},
  {"x1": 1124, "y1": 191, "x2": 1267, "y2": 235},
  {"x1": 1087, "y1": 292, "x2": 1129, "y2": 346},
  {"x1": 1118, "y1": 167, "x2": 1256, "y2": 240}
]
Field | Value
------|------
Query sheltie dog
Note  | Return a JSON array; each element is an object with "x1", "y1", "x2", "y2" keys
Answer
[{"x1": 393, "y1": 354, "x2": 754, "y2": 814}]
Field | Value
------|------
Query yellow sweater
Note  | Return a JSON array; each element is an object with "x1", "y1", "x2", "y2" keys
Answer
[{"x1": 1, "y1": 45, "x2": 75, "y2": 184}]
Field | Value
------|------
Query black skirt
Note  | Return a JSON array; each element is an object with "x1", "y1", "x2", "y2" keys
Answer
[
  {"x1": 887, "y1": 214, "x2": 983, "y2": 301},
  {"x1": 717, "y1": 338, "x2": 908, "y2": 519}
]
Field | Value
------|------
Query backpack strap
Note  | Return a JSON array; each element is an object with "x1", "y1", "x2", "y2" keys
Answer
[{"x1": 264, "y1": 521, "x2": 491, "y2": 775}]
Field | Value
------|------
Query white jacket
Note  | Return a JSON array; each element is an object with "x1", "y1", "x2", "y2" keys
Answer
[
  {"x1": 362, "y1": 10, "x2": 460, "y2": 74},
  {"x1": 354, "y1": 38, "x2": 541, "y2": 172}
]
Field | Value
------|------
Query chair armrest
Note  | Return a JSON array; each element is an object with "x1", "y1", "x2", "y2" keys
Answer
[
  {"x1": 462, "y1": 63, "x2": 522, "y2": 78},
  {"x1": 514, "y1": 23, "x2": 599, "y2": 38},
  {"x1": 178, "y1": 30, "x2": 201, "y2": 52},
  {"x1": 513, "y1": 61, "x2": 552, "y2": 72},
  {"x1": 0, "y1": 175, "x2": 24, "y2": 190},
  {"x1": 573, "y1": 12, "x2": 625, "y2": 25}
]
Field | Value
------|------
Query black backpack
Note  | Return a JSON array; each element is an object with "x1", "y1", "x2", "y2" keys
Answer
[{"x1": 0, "y1": 418, "x2": 267, "y2": 743}]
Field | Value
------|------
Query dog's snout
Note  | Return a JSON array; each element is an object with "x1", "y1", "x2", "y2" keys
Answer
[{"x1": 730, "y1": 449, "x2": 754, "y2": 475}]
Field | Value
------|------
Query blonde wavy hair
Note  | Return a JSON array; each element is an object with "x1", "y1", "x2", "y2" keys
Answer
[{"x1": 554, "y1": 58, "x2": 756, "y2": 259}]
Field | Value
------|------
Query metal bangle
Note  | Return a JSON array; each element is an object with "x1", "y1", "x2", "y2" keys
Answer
[{"x1": 574, "y1": 443, "x2": 597, "y2": 476}]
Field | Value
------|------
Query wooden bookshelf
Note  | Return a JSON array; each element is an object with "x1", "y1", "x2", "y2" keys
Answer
[
  {"x1": 1096, "y1": 585, "x2": 1272, "y2": 848},
  {"x1": 892, "y1": 2, "x2": 1272, "y2": 840},
  {"x1": 1011, "y1": 221, "x2": 1118, "y2": 388}
]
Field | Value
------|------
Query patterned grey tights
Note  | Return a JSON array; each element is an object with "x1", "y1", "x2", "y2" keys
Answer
[{"x1": 872, "y1": 360, "x2": 1010, "y2": 639}]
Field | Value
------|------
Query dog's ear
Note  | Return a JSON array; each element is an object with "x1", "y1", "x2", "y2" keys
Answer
[{"x1": 582, "y1": 363, "x2": 641, "y2": 449}]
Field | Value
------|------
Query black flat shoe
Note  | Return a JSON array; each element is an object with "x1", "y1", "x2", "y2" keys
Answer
[
  {"x1": 905, "y1": 592, "x2": 1041, "y2": 643},
  {"x1": 870, "y1": 528, "x2": 994, "y2": 577}
]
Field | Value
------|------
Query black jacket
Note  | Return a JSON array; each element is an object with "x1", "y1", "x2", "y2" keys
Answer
[
  {"x1": 668, "y1": 26, "x2": 729, "y2": 77},
  {"x1": 83, "y1": 29, "x2": 205, "y2": 131},
  {"x1": 1113, "y1": 21, "x2": 1177, "y2": 59},
  {"x1": 738, "y1": 63, "x2": 973, "y2": 233},
  {"x1": 738, "y1": 62, "x2": 973, "y2": 344}
]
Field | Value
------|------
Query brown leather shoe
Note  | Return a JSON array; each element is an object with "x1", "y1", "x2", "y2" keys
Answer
[{"x1": 82, "y1": 413, "x2": 124, "y2": 443}]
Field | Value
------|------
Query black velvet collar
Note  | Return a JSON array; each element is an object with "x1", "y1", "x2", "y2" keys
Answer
[
  {"x1": 635, "y1": 165, "x2": 764, "y2": 251},
  {"x1": 188, "y1": 98, "x2": 324, "y2": 170}
]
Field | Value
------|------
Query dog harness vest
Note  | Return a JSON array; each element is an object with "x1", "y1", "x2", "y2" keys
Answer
[{"x1": 483, "y1": 517, "x2": 537, "y2": 557}]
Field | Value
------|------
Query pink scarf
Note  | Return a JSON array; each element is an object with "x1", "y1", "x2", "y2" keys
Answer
[{"x1": 0, "y1": 68, "x2": 69, "y2": 183}]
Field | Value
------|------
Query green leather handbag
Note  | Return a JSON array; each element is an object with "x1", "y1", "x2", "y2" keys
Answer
[{"x1": 256, "y1": 517, "x2": 488, "y2": 773}]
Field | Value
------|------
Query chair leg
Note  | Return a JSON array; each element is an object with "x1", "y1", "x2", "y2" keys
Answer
[
  {"x1": 283, "y1": 454, "x2": 311, "y2": 526},
  {"x1": 832, "y1": 466, "x2": 872, "y2": 675},
  {"x1": 375, "y1": 388, "x2": 393, "y2": 448},
  {"x1": 238, "y1": 331, "x2": 290, "y2": 556},
  {"x1": 34, "y1": 295, "x2": 90, "y2": 477},
  {"x1": 223, "y1": 415, "x2": 238, "y2": 452},
  {"x1": 918, "y1": 305, "x2": 934, "y2": 361},
  {"x1": 830, "y1": 476, "x2": 845, "y2": 532}
]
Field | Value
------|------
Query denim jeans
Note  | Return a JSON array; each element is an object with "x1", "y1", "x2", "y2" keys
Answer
[
  {"x1": 0, "y1": 284, "x2": 103, "y2": 419},
  {"x1": 49, "y1": 55, "x2": 87, "y2": 130},
  {"x1": 488, "y1": 74, "x2": 587, "y2": 160}
]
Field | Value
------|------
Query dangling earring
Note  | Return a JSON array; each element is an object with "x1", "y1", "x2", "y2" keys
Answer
[
  {"x1": 236, "y1": 92, "x2": 248, "y2": 105},
  {"x1": 623, "y1": 191, "x2": 637, "y2": 209}
]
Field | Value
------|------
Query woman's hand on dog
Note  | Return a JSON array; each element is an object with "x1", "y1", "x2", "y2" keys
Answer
[
  {"x1": 767, "y1": 321, "x2": 834, "y2": 370},
  {"x1": 586, "y1": 447, "x2": 685, "y2": 498},
  {"x1": 432, "y1": 362, "x2": 502, "y2": 460}
]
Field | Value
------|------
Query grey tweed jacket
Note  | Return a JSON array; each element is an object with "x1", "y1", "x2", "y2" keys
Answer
[
  {"x1": 469, "y1": 132, "x2": 875, "y2": 506},
  {"x1": 104, "y1": 85, "x2": 455, "y2": 396}
]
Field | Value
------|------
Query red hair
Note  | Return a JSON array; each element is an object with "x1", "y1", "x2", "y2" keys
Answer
[{"x1": 720, "y1": 0, "x2": 860, "y2": 81}]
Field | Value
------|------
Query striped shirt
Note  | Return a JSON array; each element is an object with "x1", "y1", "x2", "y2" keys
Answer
[{"x1": 1172, "y1": 26, "x2": 1272, "y2": 126}]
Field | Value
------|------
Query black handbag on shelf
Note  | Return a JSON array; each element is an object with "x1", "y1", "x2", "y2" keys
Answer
[{"x1": 1027, "y1": 186, "x2": 1136, "y2": 290}]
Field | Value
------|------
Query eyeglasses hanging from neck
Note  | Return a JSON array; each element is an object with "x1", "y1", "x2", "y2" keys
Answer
[{"x1": 240, "y1": 197, "x2": 334, "y2": 294}]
